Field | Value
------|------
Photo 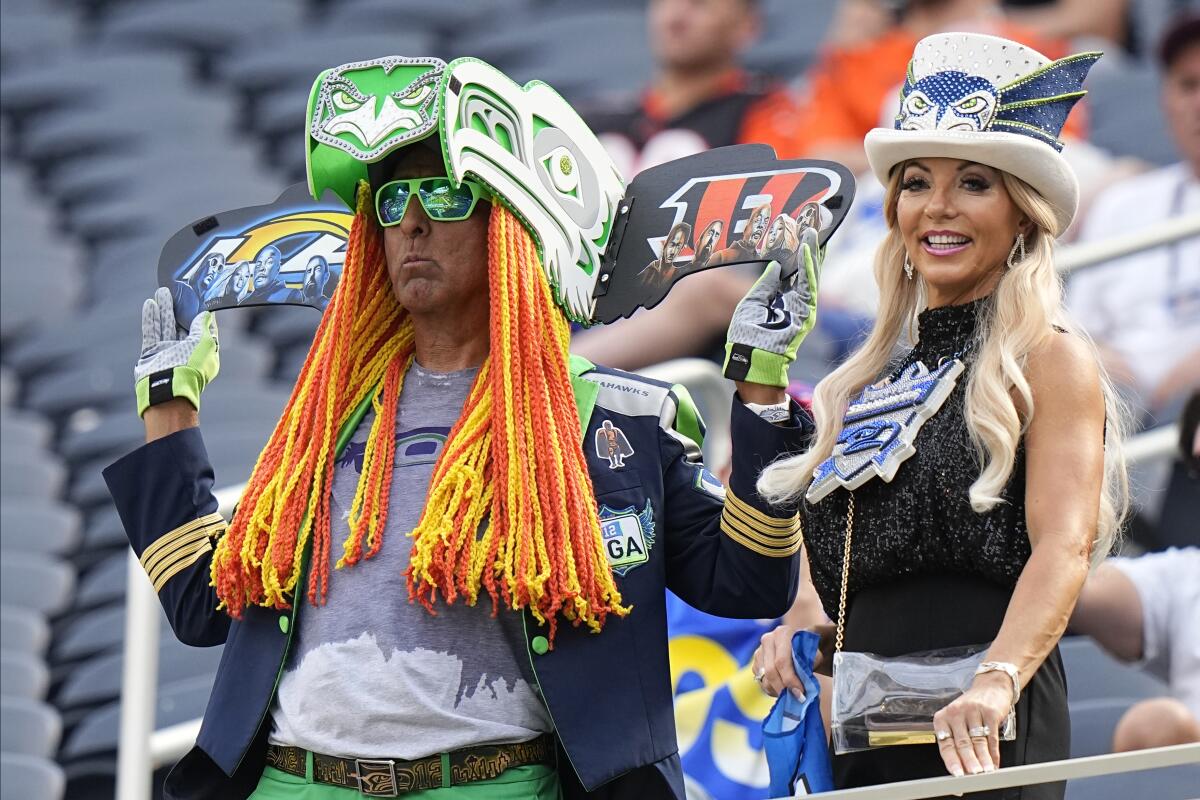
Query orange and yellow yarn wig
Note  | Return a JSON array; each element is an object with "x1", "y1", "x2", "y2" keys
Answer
[{"x1": 211, "y1": 183, "x2": 626, "y2": 640}]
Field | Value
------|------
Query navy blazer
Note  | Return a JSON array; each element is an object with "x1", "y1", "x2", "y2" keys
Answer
[{"x1": 104, "y1": 358, "x2": 812, "y2": 800}]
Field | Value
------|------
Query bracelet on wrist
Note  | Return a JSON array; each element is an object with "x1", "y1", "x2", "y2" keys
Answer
[{"x1": 976, "y1": 661, "x2": 1020, "y2": 706}]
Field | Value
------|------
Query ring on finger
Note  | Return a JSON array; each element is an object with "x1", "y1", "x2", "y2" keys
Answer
[
  {"x1": 753, "y1": 668, "x2": 765, "y2": 683},
  {"x1": 935, "y1": 730, "x2": 951, "y2": 742},
  {"x1": 968, "y1": 725, "x2": 991, "y2": 739}
]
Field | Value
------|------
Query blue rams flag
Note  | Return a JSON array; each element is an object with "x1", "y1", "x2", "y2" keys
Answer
[
  {"x1": 763, "y1": 631, "x2": 834, "y2": 796},
  {"x1": 668, "y1": 592, "x2": 778, "y2": 799}
]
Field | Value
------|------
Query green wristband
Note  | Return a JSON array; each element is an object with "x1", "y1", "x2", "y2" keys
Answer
[
  {"x1": 723, "y1": 344, "x2": 791, "y2": 388},
  {"x1": 136, "y1": 365, "x2": 207, "y2": 417}
]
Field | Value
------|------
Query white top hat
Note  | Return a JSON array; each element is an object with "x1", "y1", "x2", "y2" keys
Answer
[{"x1": 864, "y1": 32, "x2": 1101, "y2": 235}]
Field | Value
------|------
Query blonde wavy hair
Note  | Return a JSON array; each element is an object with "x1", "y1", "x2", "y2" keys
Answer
[{"x1": 759, "y1": 167, "x2": 1130, "y2": 568}]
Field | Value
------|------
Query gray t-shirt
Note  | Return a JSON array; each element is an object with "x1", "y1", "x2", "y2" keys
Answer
[{"x1": 269, "y1": 363, "x2": 552, "y2": 759}]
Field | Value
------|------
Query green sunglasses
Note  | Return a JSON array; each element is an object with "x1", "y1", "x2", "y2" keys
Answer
[{"x1": 374, "y1": 177, "x2": 489, "y2": 226}]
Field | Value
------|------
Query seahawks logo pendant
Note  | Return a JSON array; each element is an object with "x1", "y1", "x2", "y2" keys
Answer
[{"x1": 806, "y1": 359, "x2": 964, "y2": 503}]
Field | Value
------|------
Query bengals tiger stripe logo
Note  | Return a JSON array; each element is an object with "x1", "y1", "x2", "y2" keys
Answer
[{"x1": 648, "y1": 166, "x2": 844, "y2": 261}]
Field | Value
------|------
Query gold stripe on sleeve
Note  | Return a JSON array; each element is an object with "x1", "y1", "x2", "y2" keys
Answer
[
  {"x1": 139, "y1": 513, "x2": 225, "y2": 584},
  {"x1": 719, "y1": 516, "x2": 803, "y2": 558},
  {"x1": 150, "y1": 538, "x2": 214, "y2": 592},
  {"x1": 725, "y1": 489, "x2": 797, "y2": 530},
  {"x1": 720, "y1": 510, "x2": 802, "y2": 552}
]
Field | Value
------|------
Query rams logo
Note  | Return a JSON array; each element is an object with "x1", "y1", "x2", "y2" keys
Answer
[{"x1": 173, "y1": 208, "x2": 353, "y2": 317}]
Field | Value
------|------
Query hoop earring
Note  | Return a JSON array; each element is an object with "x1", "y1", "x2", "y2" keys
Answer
[
  {"x1": 903, "y1": 253, "x2": 914, "y2": 281},
  {"x1": 1006, "y1": 233, "x2": 1026, "y2": 269}
]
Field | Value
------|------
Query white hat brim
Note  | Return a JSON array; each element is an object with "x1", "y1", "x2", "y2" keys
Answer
[{"x1": 864, "y1": 128, "x2": 1078, "y2": 235}]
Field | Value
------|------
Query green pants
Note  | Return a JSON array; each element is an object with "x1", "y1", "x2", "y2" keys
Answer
[{"x1": 249, "y1": 761, "x2": 561, "y2": 800}]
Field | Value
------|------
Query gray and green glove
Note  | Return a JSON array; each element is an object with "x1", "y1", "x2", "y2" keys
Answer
[
  {"x1": 723, "y1": 227, "x2": 822, "y2": 387},
  {"x1": 134, "y1": 286, "x2": 219, "y2": 417}
]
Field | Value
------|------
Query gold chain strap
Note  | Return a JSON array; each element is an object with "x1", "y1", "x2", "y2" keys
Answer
[{"x1": 834, "y1": 491, "x2": 854, "y2": 654}]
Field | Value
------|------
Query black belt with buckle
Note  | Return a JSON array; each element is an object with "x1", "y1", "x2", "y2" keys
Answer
[{"x1": 265, "y1": 734, "x2": 556, "y2": 797}]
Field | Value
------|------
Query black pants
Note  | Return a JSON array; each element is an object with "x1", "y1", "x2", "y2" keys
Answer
[{"x1": 833, "y1": 573, "x2": 1069, "y2": 800}]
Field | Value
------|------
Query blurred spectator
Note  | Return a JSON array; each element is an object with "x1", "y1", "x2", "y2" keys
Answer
[
  {"x1": 587, "y1": 0, "x2": 805, "y2": 177},
  {"x1": 824, "y1": 0, "x2": 896, "y2": 48},
  {"x1": 1070, "y1": 547, "x2": 1200, "y2": 751},
  {"x1": 1005, "y1": 0, "x2": 1131, "y2": 51},
  {"x1": 791, "y1": 0, "x2": 1083, "y2": 176},
  {"x1": 1067, "y1": 13, "x2": 1200, "y2": 426},
  {"x1": 576, "y1": 0, "x2": 812, "y2": 370},
  {"x1": 1141, "y1": 391, "x2": 1200, "y2": 553}
]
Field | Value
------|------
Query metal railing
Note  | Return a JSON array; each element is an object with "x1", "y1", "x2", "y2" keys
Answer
[
  {"x1": 1056, "y1": 212, "x2": 1200, "y2": 274},
  {"x1": 811, "y1": 743, "x2": 1200, "y2": 800},
  {"x1": 115, "y1": 217, "x2": 1200, "y2": 799}
]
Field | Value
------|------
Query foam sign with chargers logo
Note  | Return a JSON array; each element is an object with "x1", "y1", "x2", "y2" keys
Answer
[{"x1": 158, "y1": 183, "x2": 352, "y2": 328}]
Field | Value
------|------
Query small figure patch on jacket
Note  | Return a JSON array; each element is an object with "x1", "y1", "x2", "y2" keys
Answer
[
  {"x1": 594, "y1": 420, "x2": 634, "y2": 469},
  {"x1": 598, "y1": 501, "x2": 655, "y2": 575}
]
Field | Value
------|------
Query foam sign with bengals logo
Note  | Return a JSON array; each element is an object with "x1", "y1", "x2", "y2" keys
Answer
[
  {"x1": 591, "y1": 144, "x2": 855, "y2": 324},
  {"x1": 157, "y1": 183, "x2": 353, "y2": 328}
]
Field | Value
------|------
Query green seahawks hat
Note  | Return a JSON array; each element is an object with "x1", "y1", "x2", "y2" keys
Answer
[{"x1": 305, "y1": 55, "x2": 625, "y2": 325}]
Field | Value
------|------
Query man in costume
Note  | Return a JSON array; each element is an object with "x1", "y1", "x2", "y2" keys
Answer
[
  {"x1": 691, "y1": 219, "x2": 723, "y2": 272},
  {"x1": 105, "y1": 56, "x2": 825, "y2": 800},
  {"x1": 705, "y1": 201, "x2": 771, "y2": 269},
  {"x1": 637, "y1": 221, "x2": 692, "y2": 286}
]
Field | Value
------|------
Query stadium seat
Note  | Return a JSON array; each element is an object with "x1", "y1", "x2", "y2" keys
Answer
[
  {"x1": 95, "y1": 0, "x2": 304, "y2": 64},
  {"x1": 0, "y1": 409, "x2": 52, "y2": 449},
  {"x1": 0, "y1": 651, "x2": 50, "y2": 700},
  {"x1": 60, "y1": 674, "x2": 215, "y2": 761},
  {"x1": 0, "y1": 752, "x2": 65, "y2": 800},
  {"x1": 50, "y1": 604, "x2": 168, "y2": 666},
  {"x1": 0, "y1": 503, "x2": 81, "y2": 555},
  {"x1": 0, "y1": 454, "x2": 66, "y2": 500},
  {"x1": 0, "y1": 367, "x2": 17, "y2": 407},
  {"x1": 80, "y1": 509, "x2": 128, "y2": 552},
  {"x1": 251, "y1": 304, "x2": 321, "y2": 351},
  {"x1": 1060, "y1": 636, "x2": 1170, "y2": 702},
  {"x1": 61, "y1": 398, "x2": 284, "y2": 471},
  {"x1": 0, "y1": 7, "x2": 79, "y2": 68},
  {"x1": 1068, "y1": 697, "x2": 1135, "y2": 758},
  {"x1": 57, "y1": 639, "x2": 223, "y2": 714},
  {"x1": 46, "y1": 145, "x2": 278, "y2": 207},
  {"x1": 72, "y1": 552, "x2": 131, "y2": 611},
  {"x1": 70, "y1": 424, "x2": 270, "y2": 509},
  {"x1": 455, "y1": 10, "x2": 650, "y2": 101},
  {"x1": 1066, "y1": 764, "x2": 1200, "y2": 800},
  {"x1": 22, "y1": 336, "x2": 275, "y2": 420},
  {"x1": 4, "y1": 306, "x2": 152, "y2": 377},
  {"x1": 0, "y1": 697, "x2": 62, "y2": 759},
  {"x1": 0, "y1": 53, "x2": 190, "y2": 130},
  {"x1": 1086, "y1": 58, "x2": 1179, "y2": 167},
  {"x1": 0, "y1": 605, "x2": 50, "y2": 656},
  {"x1": 322, "y1": 0, "x2": 519, "y2": 37},
  {"x1": 0, "y1": 554, "x2": 75, "y2": 617},
  {"x1": 217, "y1": 31, "x2": 436, "y2": 106}
]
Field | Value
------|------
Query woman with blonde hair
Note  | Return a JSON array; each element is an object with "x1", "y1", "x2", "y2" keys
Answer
[{"x1": 752, "y1": 33, "x2": 1130, "y2": 795}]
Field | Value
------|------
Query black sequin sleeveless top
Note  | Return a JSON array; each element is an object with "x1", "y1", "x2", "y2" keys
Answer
[{"x1": 802, "y1": 297, "x2": 1031, "y2": 618}]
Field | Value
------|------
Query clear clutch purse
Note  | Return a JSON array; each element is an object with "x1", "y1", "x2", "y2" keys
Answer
[{"x1": 831, "y1": 645, "x2": 1016, "y2": 753}]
